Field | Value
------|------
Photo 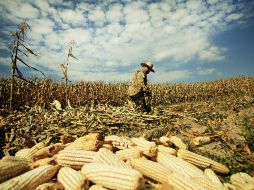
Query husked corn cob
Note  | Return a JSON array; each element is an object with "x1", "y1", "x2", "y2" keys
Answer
[
  {"x1": 130, "y1": 158, "x2": 172, "y2": 183},
  {"x1": 223, "y1": 183, "x2": 237, "y2": 190},
  {"x1": 204, "y1": 168, "x2": 224, "y2": 188},
  {"x1": 89, "y1": 185, "x2": 108, "y2": 190},
  {"x1": 101, "y1": 143, "x2": 113, "y2": 151},
  {"x1": 57, "y1": 167, "x2": 89, "y2": 190},
  {"x1": 159, "y1": 136, "x2": 171, "y2": 147},
  {"x1": 56, "y1": 150, "x2": 97, "y2": 169},
  {"x1": 131, "y1": 137, "x2": 157, "y2": 157},
  {"x1": 169, "y1": 136, "x2": 187, "y2": 149},
  {"x1": 0, "y1": 165, "x2": 60, "y2": 190},
  {"x1": 105, "y1": 135, "x2": 134, "y2": 150},
  {"x1": 167, "y1": 172, "x2": 205, "y2": 190},
  {"x1": 15, "y1": 148, "x2": 33, "y2": 161},
  {"x1": 93, "y1": 148, "x2": 130, "y2": 168},
  {"x1": 177, "y1": 149, "x2": 230, "y2": 174},
  {"x1": 115, "y1": 148, "x2": 142, "y2": 161},
  {"x1": 230, "y1": 172, "x2": 254, "y2": 190},
  {"x1": 81, "y1": 163, "x2": 144, "y2": 190},
  {"x1": 157, "y1": 145, "x2": 176, "y2": 155},
  {"x1": 191, "y1": 177, "x2": 225, "y2": 190},
  {"x1": 156, "y1": 151, "x2": 206, "y2": 179},
  {"x1": 34, "y1": 182, "x2": 55, "y2": 190},
  {"x1": 32, "y1": 157, "x2": 56, "y2": 168},
  {"x1": 34, "y1": 143, "x2": 65, "y2": 160},
  {"x1": 2, "y1": 156, "x2": 31, "y2": 163},
  {"x1": 65, "y1": 140, "x2": 103, "y2": 151},
  {"x1": 74, "y1": 133, "x2": 104, "y2": 143},
  {"x1": 0, "y1": 157, "x2": 31, "y2": 183},
  {"x1": 192, "y1": 136, "x2": 211, "y2": 146}
]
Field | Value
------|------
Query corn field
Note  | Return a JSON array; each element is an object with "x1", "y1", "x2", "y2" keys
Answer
[{"x1": 0, "y1": 76, "x2": 254, "y2": 109}]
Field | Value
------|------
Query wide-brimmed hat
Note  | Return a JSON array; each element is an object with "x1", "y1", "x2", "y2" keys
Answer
[{"x1": 141, "y1": 62, "x2": 155, "y2": 72}]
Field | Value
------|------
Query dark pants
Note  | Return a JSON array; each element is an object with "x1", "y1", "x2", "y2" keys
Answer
[{"x1": 130, "y1": 91, "x2": 150, "y2": 112}]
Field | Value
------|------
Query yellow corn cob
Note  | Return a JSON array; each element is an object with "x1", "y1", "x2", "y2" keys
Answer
[
  {"x1": 159, "y1": 136, "x2": 172, "y2": 147},
  {"x1": 0, "y1": 157, "x2": 31, "y2": 183},
  {"x1": 15, "y1": 148, "x2": 33, "y2": 161},
  {"x1": 223, "y1": 183, "x2": 237, "y2": 190},
  {"x1": 89, "y1": 185, "x2": 108, "y2": 190},
  {"x1": 177, "y1": 149, "x2": 230, "y2": 174},
  {"x1": 93, "y1": 148, "x2": 130, "y2": 168},
  {"x1": 167, "y1": 172, "x2": 205, "y2": 190},
  {"x1": 192, "y1": 136, "x2": 211, "y2": 146},
  {"x1": 34, "y1": 143, "x2": 65, "y2": 160},
  {"x1": 101, "y1": 143, "x2": 114, "y2": 151},
  {"x1": 115, "y1": 148, "x2": 142, "y2": 161},
  {"x1": 230, "y1": 172, "x2": 254, "y2": 190},
  {"x1": 34, "y1": 182, "x2": 55, "y2": 190},
  {"x1": 57, "y1": 167, "x2": 89, "y2": 190},
  {"x1": 191, "y1": 177, "x2": 225, "y2": 190},
  {"x1": 156, "y1": 151, "x2": 206, "y2": 179},
  {"x1": 131, "y1": 137, "x2": 157, "y2": 157},
  {"x1": 81, "y1": 163, "x2": 144, "y2": 190},
  {"x1": 32, "y1": 157, "x2": 56, "y2": 168},
  {"x1": 2, "y1": 155, "x2": 31, "y2": 163},
  {"x1": 65, "y1": 140, "x2": 103, "y2": 151},
  {"x1": 0, "y1": 165, "x2": 60, "y2": 190},
  {"x1": 130, "y1": 158, "x2": 172, "y2": 183},
  {"x1": 169, "y1": 136, "x2": 187, "y2": 149},
  {"x1": 105, "y1": 135, "x2": 135, "y2": 150},
  {"x1": 74, "y1": 133, "x2": 104, "y2": 143},
  {"x1": 158, "y1": 145, "x2": 176, "y2": 156},
  {"x1": 56, "y1": 150, "x2": 97, "y2": 170},
  {"x1": 204, "y1": 168, "x2": 224, "y2": 188}
]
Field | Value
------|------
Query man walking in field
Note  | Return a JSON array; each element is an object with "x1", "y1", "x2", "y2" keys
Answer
[{"x1": 128, "y1": 62, "x2": 155, "y2": 112}]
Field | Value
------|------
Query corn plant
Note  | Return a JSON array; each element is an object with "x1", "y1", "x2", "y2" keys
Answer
[
  {"x1": 60, "y1": 40, "x2": 78, "y2": 105},
  {"x1": 9, "y1": 20, "x2": 44, "y2": 109}
]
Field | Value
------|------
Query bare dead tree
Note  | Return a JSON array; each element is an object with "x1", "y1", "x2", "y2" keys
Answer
[
  {"x1": 9, "y1": 20, "x2": 45, "y2": 109},
  {"x1": 60, "y1": 40, "x2": 78, "y2": 105}
]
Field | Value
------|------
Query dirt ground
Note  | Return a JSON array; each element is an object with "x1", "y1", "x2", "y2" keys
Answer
[{"x1": 0, "y1": 95, "x2": 253, "y2": 178}]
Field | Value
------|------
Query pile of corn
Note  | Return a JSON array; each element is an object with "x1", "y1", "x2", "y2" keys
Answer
[{"x1": 0, "y1": 133, "x2": 253, "y2": 190}]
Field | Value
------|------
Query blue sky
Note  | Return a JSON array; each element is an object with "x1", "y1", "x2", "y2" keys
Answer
[{"x1": 0, "y1": 0, "x2": 253, "y2": 83}]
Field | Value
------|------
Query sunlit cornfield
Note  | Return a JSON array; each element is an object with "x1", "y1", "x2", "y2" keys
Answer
[{"x1": 0, "y1": 76, "x2": 253, "y2": 109}]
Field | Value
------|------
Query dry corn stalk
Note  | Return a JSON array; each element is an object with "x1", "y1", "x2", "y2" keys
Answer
[
  {"x1": 0, "y1": 165, "x2": 59, "y2": 190},
  {"x1": 230, "y1": 172, "x2": 254, "y2": 190},
  {"x1": 56, "y1": 150, "x2": 96, "y2": 169},
  {"x1": 130, "y1": 158, "x2": 172, "y2": 183},
  {"x1": 57, "y1": 167, "x2": 89, "y2": 190},
  {"x1": 105, "y1": 135, "x2": 134, "y2": 150},
  {"x1": 115, "y1": 148, "x2": 142, "y2": 161},
  {"x1": 81, "y1": 163, "x2": 144, "y2": 190},
  {"x1": 93, "y1": 148, "x2": 130, "y2": 168},
  {"x1": 177, "y1": 149, "x2": 230, "y2": 174},
  {"x1": 157, "y1": 145, "x2": 176, "y2": 156},
  {"x1": 131, "y1": 137, "x2": 157, "y2": 157},
  {"x1": 169, "y1": 136, "x2": 187, "y2": 149},
  {"x1": 204, "y1": 168, "x2": 224, "y2": 188},
  {"x1": 192, "y1": 136, "x2": 211, "y2": 146},
  {"x1": 156, "y1": 151, "x2": 206, "y2": 179},
  {"x1": 0, "y1": 157, "x2": 31, "y2": 183},
  {"x1": 159, "y1": 136, "x2": 171, "y2": 147},
  {"x1": 89, "y1": 185, "x2": 108, "y2": 190}
]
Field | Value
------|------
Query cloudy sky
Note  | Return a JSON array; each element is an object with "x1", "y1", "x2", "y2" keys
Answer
[{"x1": 0, "y1": 0, "x2": 253, "y2": 83}]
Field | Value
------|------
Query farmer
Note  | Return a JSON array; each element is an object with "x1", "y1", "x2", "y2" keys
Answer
[{"x1": 128, "y1": 62, "x2": 155, "y2": 112}]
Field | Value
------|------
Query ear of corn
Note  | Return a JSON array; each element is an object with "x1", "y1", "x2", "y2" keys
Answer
[
  {"x1": 115, "y1": 148, "x2": 142, "y2": 161},
  {"x1": 81, "y1": 163, "x2": 144, "y2": 190},
  {"x1": 230, "y1": 172, "x2": 254, "y2": 190},
  {"x1": 56, "y1": 150, "x2": 97, "y2": 169},
  {"x1": 34, "y1": 143, "x2": 65, "y2": 160},
  {"x1": 204, "y1": 168, "x2": 224, "y2": 188},
  {"x1": 223, "y1": 183, "x2": 237, "y2": 190},
  {"x1": 101, "y1": 143, "x2": 114, "y2": 151},
  {"x1": 105, "y1": 135, "x2": 134, "y2": 150},
  {"x1": 88, "y1": 185, "x2": 108, "y2": 190},
  {"x1": 15, "y1": 148, "x2": 34, "y2": 161},
  {"x1": 130, "y1": 158, "x2": 172, "y2": 183},
  {"x1": 0, "y1": 158, "x2": 31, "y2": 183},
  {"x1": 169, "y1": 136, "x2": 187, "y2": 149},
  {"x1": 34, "y1": 182, "x2": 55, "y2": 190},
  {"x1": 65, "y1": 140, "x2": 103, "y2": 151},
  {"x1": 191, "y1": 177, "x2": 225, "y2": 190},
  {"x1": 93, "y1": 148, "x2": 130, "y2": 168},
  {"x1": 158, "y1": 136, "x2": 171, "y2": 147},
  {"x1": 57, "y1": 167, "x2": 89, "y2": 190},
  {"x1": 0, "y1": 165, "x2": 59, "y2": 190},
  {"x1": 156, "y1": 151, "x2": 206, "y2": 179},
  {"x1": 177, "y1": 149, "x2": 229, "y2": 174},
  {"x1": 32, "y1": 157, "x2": 56, "y2": 168},
  {"x1": 74, "y1": 133, "x2": 104, "y2": 143},
  {"x1": 157, "y1": 145, "x2": 176, "y2": 156},
  {"x1": 131, "y1": 137, "x2": 157, "y2": 157},
  {"x1": 192, "y1": 136, "x2": 211, "y2": 146}
]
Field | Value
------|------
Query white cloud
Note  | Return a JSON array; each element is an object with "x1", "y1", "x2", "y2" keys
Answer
[
  {"x1": 196, "y1": 67, "x2": 216, "y2": 75},
  {"x1": 58, "y1": 9, "x2": 85, "y2": 25},
  {"x1": 199, "y1": 46, "x2": 225, "y2": 61}
]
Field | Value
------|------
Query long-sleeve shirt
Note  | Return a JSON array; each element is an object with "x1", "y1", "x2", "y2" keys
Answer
[{"x1": 128, "y1": 68, "x2": 149, "y2": 96}]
